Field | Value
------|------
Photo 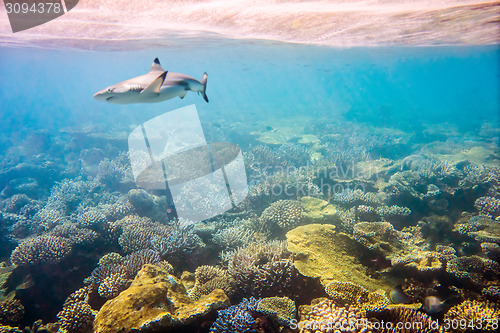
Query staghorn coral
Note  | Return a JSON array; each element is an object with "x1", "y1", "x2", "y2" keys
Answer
[
  {"x1": 56, "y1": 301, "x2": 94, "y2": 333},
  {"x1": 444, "y1": 300, "x2": 499, "y2": 332},
  {"x1": 259, "y1": 199, "x2": 303, "y2": 232},
  {"x1": 367, "y1": 306, "x2": 440, "y2": 333},
  {"x1": 0, "y1": 299, "x2": 24, "y2": 325},
  {"x1": 209, "y1": 297, "x2": 260, "y2": 333},
  {"x1": 188, "y1": 265, "x2": 233, "y2": 300},
  {"x1": 256, "y1": 296, "x2": 296, "y2": 326},
  {"x1": 10, "y1": 234, "x2": 72, "y2": 266},
  {"x1": 446, "y1": 255, "x2": 500, "y2": 285},
  {"x1": 297, "y1": 298, "x2": 373, "y2": 333}
]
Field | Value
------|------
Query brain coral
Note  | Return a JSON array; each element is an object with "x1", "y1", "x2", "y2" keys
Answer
[
  {"x1": 259, "y1": 199, "x2": 303, "y2": 232},
  {"x1": 10, "y1": 234, "x2": 72, "y2": 266},
  {"x1": 297, "y1": 298, "x2": 373, "y2": 333},
  {"x1": 444, "y1": 300, "x2": 499, "y2": 332}
]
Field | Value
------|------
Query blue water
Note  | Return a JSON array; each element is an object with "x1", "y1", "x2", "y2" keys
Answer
[{"x1": 1, "y1": 42, "x2": 498, "y2": 146}]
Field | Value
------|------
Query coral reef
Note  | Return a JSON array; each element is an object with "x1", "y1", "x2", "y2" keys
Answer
[
  {"x1": 10, "y1": 234, "x2": 73, "y2": 266},
  {"x1": 188, "y1": 265, "x2": 233, "y2": 300},
  {"x1": 324, "y1": 281, "x2": 389, "y2": 312},
  {"x1": 366, "y1": 306, "x2": 440, "y2": 333},
  {"x1": 286, "y1": 224, "x2": 390, "y2": 291},
  {"x1": 256, "y1": 296, "x2": 296, "y2": 326},
  {"x1": 0, "y1": 299, "x2": 24, "y2": 325},
  {"x1": 56, "y1": 301, "x2": 94, "y2": 333},
  {"x1": 443, "y1": 300, "x2": 499, "y2": 332},
  {"x1": 446, "y1": 255, "x2": 500, "y2": 285},
  {"x1": 225, "y1": 241, "x2": 299, "y2": 298},
  {"x1": 475, "y1": 196, "x2": 500, "y2": 218},
  {"x1": 297, "y1": 298, "x2": 373, "y2": 333},
  {"x1": 259, "y1": 199, "x2": 303, "y2": 233},
  {"x1": 209, "y1": 297, "x2": 260, "y2": 333},
  {"x1": 94, "y1": 264, "x2": 230, "y2": 333}
]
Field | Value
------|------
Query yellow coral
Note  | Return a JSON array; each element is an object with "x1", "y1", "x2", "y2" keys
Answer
[
  {"x1": 444, "y1": 300, "x2": 499, "y2": 332},
  {"x1": 257, "y1": 296, "x2": 296, "y2": 325}
]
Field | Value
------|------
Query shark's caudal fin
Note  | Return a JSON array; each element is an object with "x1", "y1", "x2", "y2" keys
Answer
[{"x1": 200, "y1": 72, "x2": 209, "y2": 103}]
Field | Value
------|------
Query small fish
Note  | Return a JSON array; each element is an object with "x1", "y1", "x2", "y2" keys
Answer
[
  {"x1": 422, "y1": 296, "x2": 446, "y2": 314},
  {"x1": 390, "y1": 285, "x2": 410, "y2": 304}
]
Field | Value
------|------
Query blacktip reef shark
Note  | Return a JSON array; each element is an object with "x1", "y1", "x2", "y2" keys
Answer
[{"x1": 93, "y1": 58, "x2": 208, "y2": 104}]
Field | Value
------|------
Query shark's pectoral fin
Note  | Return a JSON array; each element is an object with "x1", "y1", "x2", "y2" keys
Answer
[
  {"x1": 179, "y1": 90, "x2": 188, "y2": 99},
  {"x1": 141, "y1": 71, "x2": 168, "y2": 95}
]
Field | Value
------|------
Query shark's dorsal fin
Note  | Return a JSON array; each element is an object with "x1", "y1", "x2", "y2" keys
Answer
[
  {"x1": 149, "y1": 58, "x2": 165, "y2": 72},
  {"x1": 141, "y1": 71, "x2": 167, "y2": 95}
]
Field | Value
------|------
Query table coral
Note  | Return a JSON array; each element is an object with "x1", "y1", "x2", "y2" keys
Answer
[
  {"x1": 446, "y1": 255, "x2": 500, "y2": 285},
  {"x1": 286, "y1": 224, "x2": 390, "y2": 292},
  {"x1": 94, "y1": 264, "x2": 230, "y2": 333}
]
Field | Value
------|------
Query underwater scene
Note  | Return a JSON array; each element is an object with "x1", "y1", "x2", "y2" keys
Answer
[{"x1": 1, "y1": 1, "x2": 500, "y2": 332}]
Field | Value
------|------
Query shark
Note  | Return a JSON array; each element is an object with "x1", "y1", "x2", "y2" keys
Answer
[{"x1": 93, "y1": 58, "x2": 208, "y2": 104}]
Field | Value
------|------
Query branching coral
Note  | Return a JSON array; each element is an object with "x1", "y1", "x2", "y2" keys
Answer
[
  {"x1": 226, "y1": 241, "x2": 296, "y2": 298},
  {"x1": 209, "y1": 297, "x2": 260, "y2": 333},
  {"x1": 0, "y1": 299, "x2": 24, "y2": 325},
  {"x1": 444, "y1": 300, "x2": 499, "y2": 332},
  {"x1": 259, "y1": 199, "x2": 303, "y2": 232},
  {"x1": 297, "y1": 298, "x2": 373, "y2": 333},
  {"x1": 475, "y1": 196, "x2": 500, "y2": 218},
  {"x1": 188, "y1": 265, "x2": 233, "y2": 300},
  {"x1": 367, "y1": 306, "x2": 440, "y2": 333},
  {"x1": 10, "y1": 234, "x2": 72, "y2": 266},
  {"x1": 446, "y1": 255, "x2": 500, "y2": 285},
  {"x1": 56, "y1": 301, "x2": 94, "y2": 333}
]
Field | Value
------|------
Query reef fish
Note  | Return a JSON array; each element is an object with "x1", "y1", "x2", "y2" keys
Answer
[{"x1": 93, "y1": 58, "x2": 208, "y2": 104}]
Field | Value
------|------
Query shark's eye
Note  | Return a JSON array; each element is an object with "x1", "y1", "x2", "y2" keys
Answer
[{"x1": 107, "y1": 88, "x2": 112, "y2": 93}]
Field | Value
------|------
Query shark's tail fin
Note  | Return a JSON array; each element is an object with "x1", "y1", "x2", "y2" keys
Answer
[{"x1": 200, "y1": 72, "x2": 209, "y2": 103}]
